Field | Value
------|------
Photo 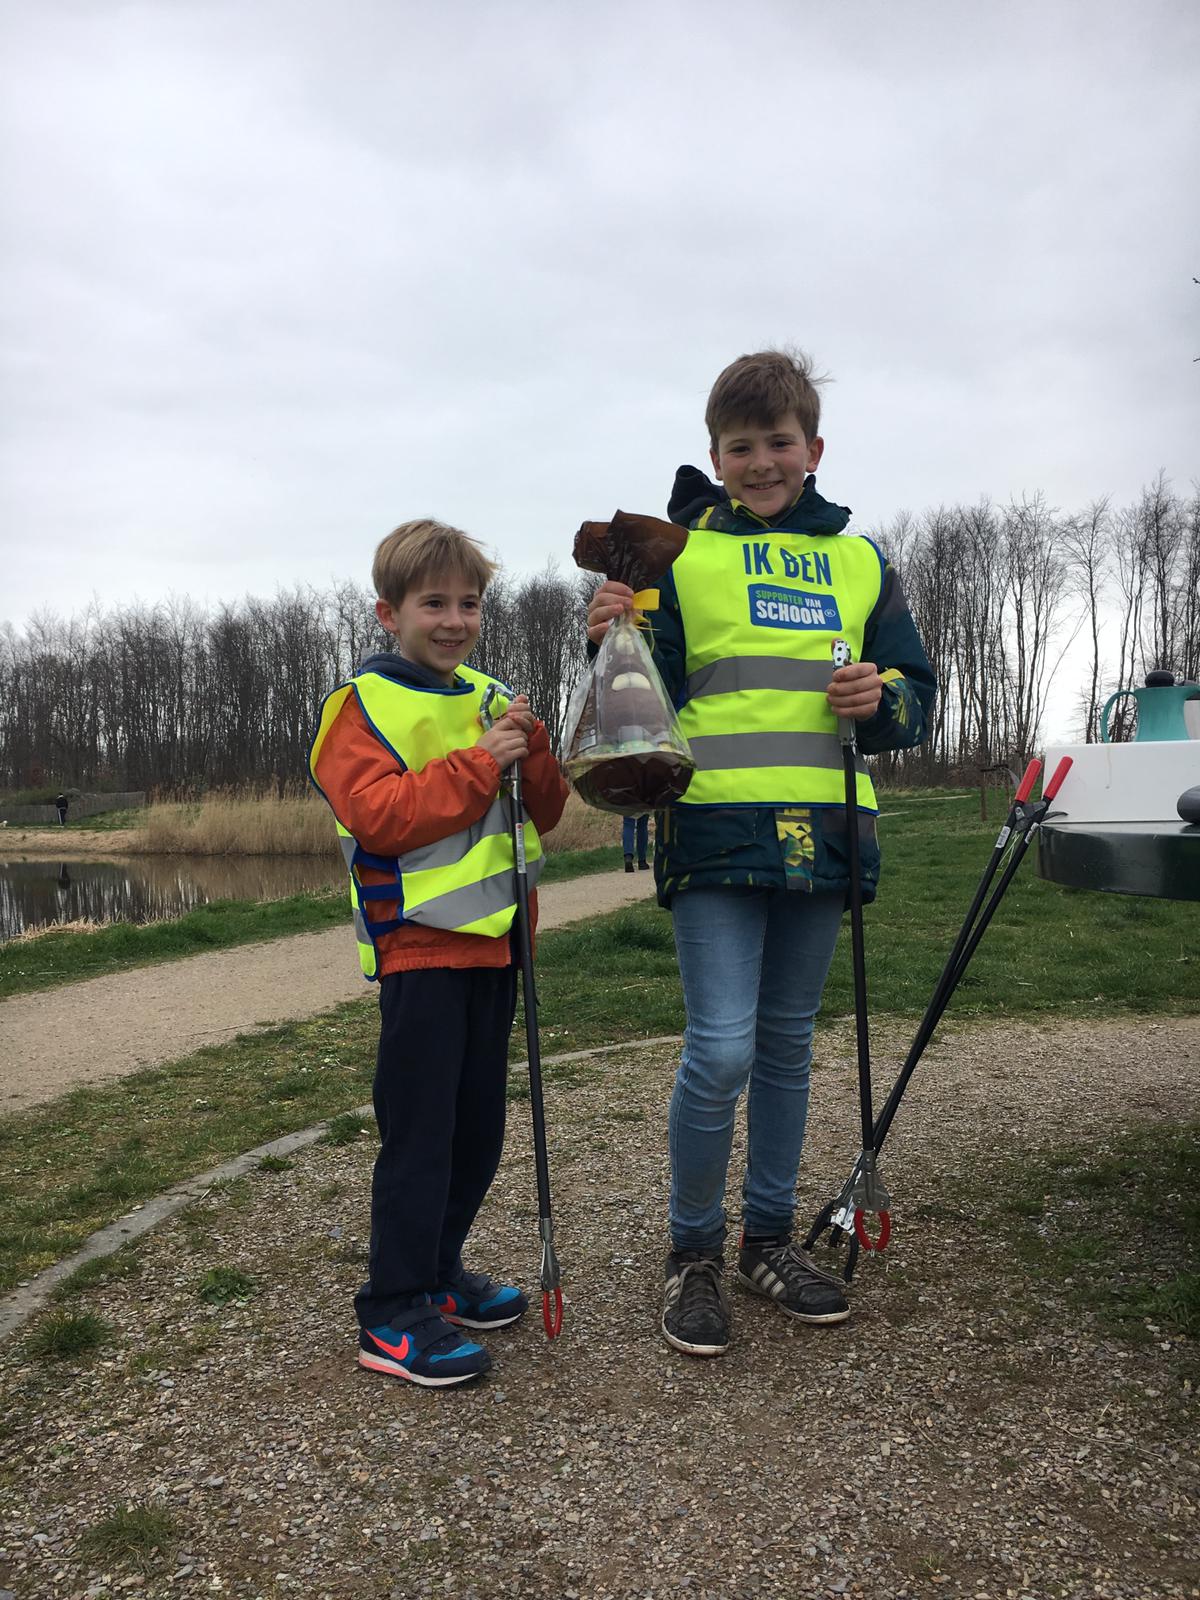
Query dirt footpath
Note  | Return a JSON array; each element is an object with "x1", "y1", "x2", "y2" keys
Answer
[
  {"x1": 2, "y1": 1015, "x2": 1197, "y2": 1599},
  {"x1": 0, "y1": 870, "x2": 655, "y2": 1113}
]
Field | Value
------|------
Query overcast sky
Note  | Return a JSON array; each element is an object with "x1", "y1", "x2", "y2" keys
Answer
[{"x1": 2, "y1": 0, "x2": 1197, "y2": 730}]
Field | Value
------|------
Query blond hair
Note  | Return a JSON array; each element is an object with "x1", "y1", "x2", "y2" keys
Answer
[
  {"x1": 705, "y1": 348, "x2": 826, "y2": 447},
  {"x1": 371, "y1": 519, "x2": 496, "y2": 605}
]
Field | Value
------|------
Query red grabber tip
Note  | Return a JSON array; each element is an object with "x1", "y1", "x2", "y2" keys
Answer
[
  {"x1": 852, "y1": 1208, "x2": 892, "y2": 1252},
  {"x1": 1043, "y1": 757, "x2": 1074, "y2": 801},
  {"x1": 1014, "y1": 759, "x2": 1042, "y2": 803},
  {"x1": 542, "y1": 1288, "x2": 563, "y2": 1339}
]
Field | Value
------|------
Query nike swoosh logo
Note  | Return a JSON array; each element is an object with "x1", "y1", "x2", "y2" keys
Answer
[{"x1": 370, "y1": 1332, "x2": 411, "y2": 1360}]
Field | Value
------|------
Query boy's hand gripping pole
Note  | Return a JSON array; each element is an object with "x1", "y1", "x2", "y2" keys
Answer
[
  {"x1": 480, "y1": 685, "x2": 564, "y2": 1338},
  {"x1": 830, "y1": 640, "x2": 890, "y2": 1258}
]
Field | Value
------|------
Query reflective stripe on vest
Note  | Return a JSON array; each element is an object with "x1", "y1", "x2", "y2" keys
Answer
[
  {"x1": 309, "y1": 664, "x2": 542, "y2": 978},
  {"x1": 672, "y1": 527, "x2": 884, "y2": 810}
]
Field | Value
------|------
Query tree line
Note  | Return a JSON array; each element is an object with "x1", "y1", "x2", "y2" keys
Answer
[
  {"x1": 0, "y1": 569, "x2": 594, "y2": 793},
  {"x1": 875, "y1": 474, "x2": 1198, "y2": 779},
  {"x1": 1, "y1": 477, "x2": 1196, "y2": 793}
]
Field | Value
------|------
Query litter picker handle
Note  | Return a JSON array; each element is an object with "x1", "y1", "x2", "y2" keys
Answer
[
  {"x1": 1014, "y1": 759, "x2": 1041, "y2": 804},
  {"x1": 1042, "y1": 757, "x2": 1073, "y2": 802}
]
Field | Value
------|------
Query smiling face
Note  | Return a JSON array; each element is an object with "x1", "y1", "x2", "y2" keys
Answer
[
  {"x1": 375, "y1": 568, "x2": 482, "y2": 684},
  {"x1": 710, "y1": 410, "x2": 824, "y2": 521}
]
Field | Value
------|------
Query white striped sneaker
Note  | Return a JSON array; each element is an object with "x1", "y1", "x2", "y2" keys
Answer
[
  {"x1": 736, "y1": 1238, "x2": 850, "y2": 1324},
  {"x1": 662, "y1": 1250, "x2": 730, "y2": 1356}
]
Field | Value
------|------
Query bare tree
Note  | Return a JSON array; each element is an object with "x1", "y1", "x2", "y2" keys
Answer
[
  {"x1": 1177, "y1": 487, "x2": 1200, "y2": 680},
  {"x1": 472, "y1": 566, "x2": 592, "y2": 754},
  {"x1": 1059, "y1": 497, "x2": 1111, "y2": 741},
  {"x1": 999, "y1": 494, "x2": 1075, "y2": 763},
  {"x1": 1139, "y1": 471, "x2": 1186, "y2": 673},
  {"x1": 1, "y1": 488, "x2": 1192, "y2": 796}
]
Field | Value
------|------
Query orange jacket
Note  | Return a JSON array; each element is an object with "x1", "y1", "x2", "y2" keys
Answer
[{"x1": 313, "y1": 692, "x2": 569, "y2": 975}]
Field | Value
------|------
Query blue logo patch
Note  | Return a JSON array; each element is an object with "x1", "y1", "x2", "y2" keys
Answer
[{"x1": 749, "y1": 585, "x2": 843, "y2": 631}]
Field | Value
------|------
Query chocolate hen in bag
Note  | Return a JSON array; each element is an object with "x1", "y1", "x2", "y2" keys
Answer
[{"x1": 562, "y1": 512, "x2": 695, "y2": 815}]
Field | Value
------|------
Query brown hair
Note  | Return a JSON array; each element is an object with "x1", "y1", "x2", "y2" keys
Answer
[
  {"x1": 371, "y1": 519, "x2": 496, "y2": 606},
  {"x1": 705, "y1": 348, "x2": 826, "y2": 447}
]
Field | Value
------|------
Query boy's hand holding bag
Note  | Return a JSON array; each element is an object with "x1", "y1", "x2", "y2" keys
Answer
[{"x1": 563, "y1": 511, "x2": 695, "y2": 815}]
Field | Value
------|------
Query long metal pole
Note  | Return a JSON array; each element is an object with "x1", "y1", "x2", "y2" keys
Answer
[
  {"x1": 833, "y1": 641, "x2": 873, "y2": 1155},
  {"x1": 508, "y1": 758, "x2": 563, "y2": 1338},
  {"x1": 866, "y1": 759, "x2": 1042, "y2": 1152}
]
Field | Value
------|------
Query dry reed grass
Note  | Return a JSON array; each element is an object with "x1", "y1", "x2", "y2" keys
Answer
[
  {"x1": 143, "y1": 789, "x2": 340, "y2": 857},
  {"x1": 13, "y1": 918, "x2": 115, "y2": 941},
  {"x1": 540, "y1": 789, "x2": 623, "y2": 853},
  {"x1": 140, "y1": 784, "x2": 620, "y2": 857}
]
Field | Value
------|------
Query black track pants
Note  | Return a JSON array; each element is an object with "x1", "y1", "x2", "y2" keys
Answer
[{"x1": 354, "y1": 963, "x2": 518, "y2": 1329}]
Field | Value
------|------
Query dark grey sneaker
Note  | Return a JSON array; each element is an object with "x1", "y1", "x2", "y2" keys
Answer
[
  {"x1": 737, "y1": 1238, "x2": 850, "y2": 1325},
  {"x1": 662, "y1": 1250, "x2": 730, "y2": 1356}
]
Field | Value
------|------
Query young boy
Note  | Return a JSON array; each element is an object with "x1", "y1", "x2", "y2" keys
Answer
[
  {"x1": 310, "y1": 519, "x2": 568, "y2": 1386},
  {"x1": 588, "y1": 350, "x2": 936, "y2": 1357}
]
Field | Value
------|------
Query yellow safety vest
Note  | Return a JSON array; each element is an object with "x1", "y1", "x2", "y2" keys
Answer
[
  {"x1": 672, "y1": 523, "x2": 884, "y2": 811},
  {"x1": 308, "y1": 664, "x2": 542, "y2": 979}
]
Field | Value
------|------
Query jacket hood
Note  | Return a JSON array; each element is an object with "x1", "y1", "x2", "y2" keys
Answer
[
  {"x1": 668, "y1": 465, "x2": 729, "y2": 528},
  {"x1": 667, "y1": 466, "x2": 852, "y2": 537},
  {"x1": 357, "y1": 650, "x2": 464, "y2": 691}
]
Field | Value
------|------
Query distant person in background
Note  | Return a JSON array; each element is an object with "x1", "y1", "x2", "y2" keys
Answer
[
  {"x1": 54, "y1": 793, "x2": 68, "y2": 826},
  {"x1": 622, "y1": 811, "x2": 651, "y2": 872}
]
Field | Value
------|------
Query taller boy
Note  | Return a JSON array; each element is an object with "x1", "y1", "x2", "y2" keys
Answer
[
  {"x1": 588, "y1": 350, "x2": 935, "y2": 1356},
  {"x1": 311, "y1": 520, "x2": 568, "y2": 1386}
]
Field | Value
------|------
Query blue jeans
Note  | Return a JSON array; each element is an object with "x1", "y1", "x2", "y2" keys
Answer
[
  {"x1": 622, "y1": 813, "x2": 649, "y2": 860},
  {"x1": 668, "y1": 886, "x2": 844, "y2": 1252}
]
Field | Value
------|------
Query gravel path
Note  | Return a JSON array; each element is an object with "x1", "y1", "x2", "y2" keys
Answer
[
  {"x1": 2, "y1": 1014, "x2": 1197, "y2": 1599},
  {"x1": 0, "y1": 870, "x2": 654, "y2": 1113}
]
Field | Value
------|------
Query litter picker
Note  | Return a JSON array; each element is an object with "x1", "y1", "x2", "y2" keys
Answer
[
  {"x1": 829, "y1": 639, "x2": 892, "y2": 1260},
  {"x1": 480, "y1": 685, "x2": 564, "y2": 1338},
  {"x1": 805, "y1": 751, "x2": 1074, "y2": 1281}
]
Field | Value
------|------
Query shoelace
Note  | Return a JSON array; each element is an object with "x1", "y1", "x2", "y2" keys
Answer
[
  {"x1": 768, "y1": 1241, "x2": 838, "y2": 1288},
  {"x1": 676, "y1": 1258, "x2": 727, "y2": 1319}
]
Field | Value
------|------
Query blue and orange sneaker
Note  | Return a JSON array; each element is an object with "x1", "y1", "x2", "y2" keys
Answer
[
  {"x1": 358, "y1": 1304, "x2": 491, "y2": 1387},
  {"x1": 432, "y1": 1269, "x2": 528, "y2": 1330}
]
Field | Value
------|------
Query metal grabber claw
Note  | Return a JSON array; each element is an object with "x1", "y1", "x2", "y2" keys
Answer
[{"x1": 850, "y1": 1150, "x2": 892, "y2": 1252}]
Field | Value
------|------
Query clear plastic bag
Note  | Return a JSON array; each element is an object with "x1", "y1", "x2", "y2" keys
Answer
[{"x1": 563, "y1": 510, "x2": 696, "y2": 814}]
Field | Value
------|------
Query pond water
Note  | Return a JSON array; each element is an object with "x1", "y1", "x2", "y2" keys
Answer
[{"x1": 0, "y1": 855, "x2": 345, "y2": 942}]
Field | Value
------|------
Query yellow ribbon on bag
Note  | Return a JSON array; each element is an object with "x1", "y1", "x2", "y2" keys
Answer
[{"x1": 632, "y1": 588, "x2": 660, "y2": 628}]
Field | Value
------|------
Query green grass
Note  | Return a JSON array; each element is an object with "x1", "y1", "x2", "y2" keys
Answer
[
  {"x1": 196, "y1": 1265, "x2": 257, "y2": 1304},
  {"x1": 846, "y1": 791, "x2": 1196, "y2": 1020},
  {"x1": 984, "y1": 1120, "x2": 1200, "y2": 1339},
  {"x1": 524, "y1": 794, "x2": 1196, "y2": 1057},
  {"x1": 0, "y1": 793, "x2": 1193, "y2": 1294},
  {"x1": 25, "y1": 1309, "x2": 112, "y2": 1360},
  {"x1": 0, "y1": 845, "x2": 622, "y2": 1001},
  {"x1": 538, "y1": 844, "x2": 624, "y2": 882},
  {"x1": 77, "y1": 1504, "x2": 182, "y2": 1572},
  {"x1": 0, "y1": 889, "x2": 347, "y2": 1000},
  {"x1": 0, "y1": 1002, "x2": 379, "y2": 1292},
  {"x1": 53, "y1": 1246, "x2": 144, "y2": 1300},
  {"x1": 322, "y1": 1111, "x2": 371, "y2": 1145},
  {"x1": 6, "y1": 807, "x2": 149, "y2": 832}
]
